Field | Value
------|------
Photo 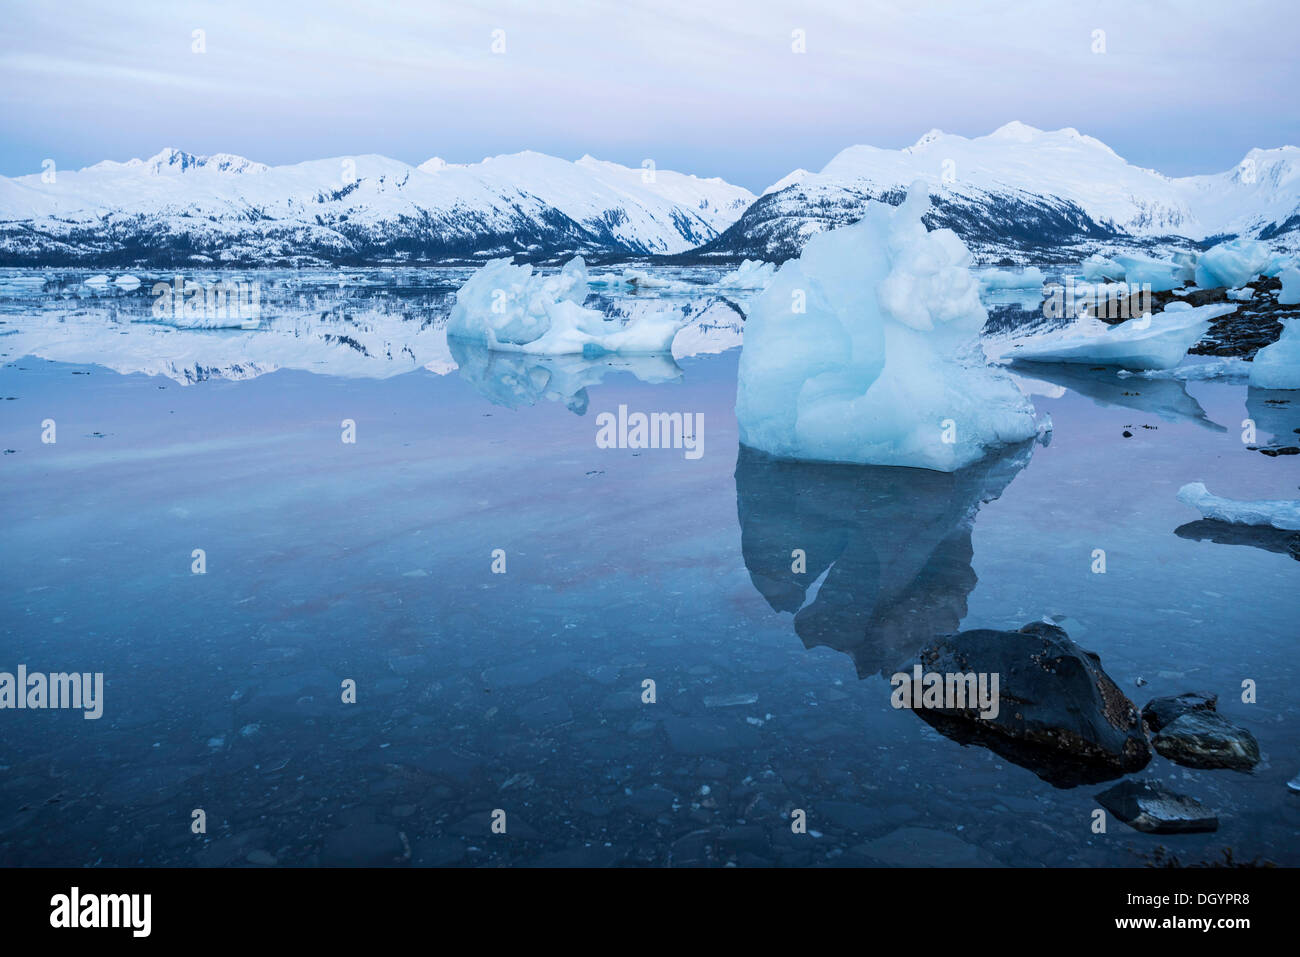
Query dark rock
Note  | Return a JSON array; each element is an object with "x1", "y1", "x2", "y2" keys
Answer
[
  {"x1": 908, "y1": 621, "x2": 1151, "y2": 787},
  {"x1": 1141, "y1": 691, "x2": 1217, "y2": 732},
  {"x1": 1153, "y1": 711, "x2": 1260, "y2": 771},
  {"x1": 1095, "y1": 779, "x2": 1218, "y2": 834}
]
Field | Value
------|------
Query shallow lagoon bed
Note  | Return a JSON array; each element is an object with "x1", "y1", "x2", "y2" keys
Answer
[{"x1": 0, "y1": 270, "x2": 1297, "y2": 867}]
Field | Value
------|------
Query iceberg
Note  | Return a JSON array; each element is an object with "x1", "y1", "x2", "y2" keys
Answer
[
  {"x1": 1177, "y1": 482, "x2": 1300, "y2": 531},
  {"x1": 1081, "y1": 254, "x2": 1124, "y2": 282},
  {"x1": 735, "y1": 182, "x2": 1039, "y2": 472},
  {"x1": 1279, "y1": 266, "x2": 1300, "y2": 306},
  {"x1": 1248, "y1": 318, "x2": 1300, "y2": 389},
  {"x1": 718, "y1": 259, "x2": 777, "y2": 289},
  {"x1": 1112, "y1": 253, "x2": 1190, "y2": 292},
  {"x1": 1004, "y1": 302, "x2": 1235, "y2": 370},
  {"x1": 979, "y1": 267, "x2": 1045, "y2": 290},
  {"x1": 448, "y1": 256, "x2": 685, "y2": 355},
  {"x1": 1194, "y1": 238, "x2": 1282, "y2": 289}
]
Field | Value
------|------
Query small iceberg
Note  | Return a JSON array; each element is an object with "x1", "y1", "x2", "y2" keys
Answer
[
  {"x1": 978, "y1": 266, "x2": 1045, "y2": 290},
  {"x1": 84, "y1": 274, "x2": 111, "y2": 287},
  {"x1": 1112, "y1": 254, "x2": 1192, "y2": 292},
  {"x1": 1004, "y1": 302, "x2": 1235, "y2": 371},
  {"x1": 718, "y1": 259, "x2": 777, "y2": 290},
  {"x1": 1249, "y1": 317, "x2": 1300, "y2": 390},
  {"x1": 1177, "y1": 482, "x2": 1300, "y2": 531},
  {"x1": 114, "y1": 274, "x2": 142, "y2": 290},
  {"x1": 448, "y1": 256, "x2": 685, "y2": 355},
  {"x1": 1194, "y1": 238, "x2": 1284, "y2": 289},
  {"x1": 736, "y1": 181, "x2": 1039, "y2": 472},
  {"x1": 1278, "y1": 266, "x2": 1300, "y2": 306}
]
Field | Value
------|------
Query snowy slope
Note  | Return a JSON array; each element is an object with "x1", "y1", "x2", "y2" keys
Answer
[
  {"x1": 0, "y1": 148, "x2": 754, "y2": 265},
  {"x1": 701, "y1": 123, "x2": 1300, "y2": 262}
]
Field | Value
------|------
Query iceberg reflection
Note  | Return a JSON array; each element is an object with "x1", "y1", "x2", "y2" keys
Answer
[{"x1": 735, "y1": 441, "x2": 1033, "y2": 678}]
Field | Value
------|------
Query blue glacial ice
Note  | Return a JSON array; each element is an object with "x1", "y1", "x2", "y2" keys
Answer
[
  {"x1": 735, "y1": 182, "x2": 1039, "y2": 472},
  {"x1": 1004, "y1": 301, "x2": 1236, "y2": 370},
  {"x1": 1249, "y1": 317, "x2": 1300, "y2": 389},
  {"x1": 1194, "y1": 238, "x2": 1285, "y2": 289},
  {"x1": 1178, "y1": 482, "x2": 1300, "y2": 530},
  {"x1": 448, "y1": 255, "x2": 685, "y2": 354}
]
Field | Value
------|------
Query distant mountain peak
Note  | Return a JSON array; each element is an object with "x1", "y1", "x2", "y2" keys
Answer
[{"x1": 140, "y1": 148, "x2": 268, "y2": 175}]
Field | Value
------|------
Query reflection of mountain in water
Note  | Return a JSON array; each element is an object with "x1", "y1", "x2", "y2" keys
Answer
[
  {"x1": 735, "y1": 441, "x2": 1033, "y2": 678},
  {"x1": 448, "y1": 338, "x2": 683, "y2": 414},
  {"x1": 0, "y1": 270, "x2": 741, "y2": 384},
  {"x1": 1010, "y1": 361, "x2": 1224, "y2": 431}
]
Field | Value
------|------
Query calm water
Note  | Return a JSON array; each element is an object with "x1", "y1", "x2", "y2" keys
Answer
[{"x1": 1, "y1": 269, "x2": 1297, "y2": 867}]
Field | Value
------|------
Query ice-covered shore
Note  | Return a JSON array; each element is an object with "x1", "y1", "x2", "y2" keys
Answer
[{"x1": 735, "y1": 182, "x2": 1040, "y2": 472}]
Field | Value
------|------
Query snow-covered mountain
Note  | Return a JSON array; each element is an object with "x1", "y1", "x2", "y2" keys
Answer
[
  {"x1": 0, "y1": 148, "x2": 754, "y2": 266},
  {"x1": 4, "y1": 126, "x2": 1298, "y2": 266},
  {"x1": 697, "y1": 123, "x2": 1300, "y2": 263}
]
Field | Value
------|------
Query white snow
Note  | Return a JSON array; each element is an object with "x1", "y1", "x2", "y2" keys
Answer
[
  {"x1": 735, "y1": 182, "x2": 1038, "y2": 472},
  {"x1": 1177, "y1": 482, "x2": 1300, "y2": 530},
  {"x1": 1248, "y1": 318, "x2": 1300, "y2": 389},
  {"x1": 782, "y1": 125, "x2": 1300, "y2": 243},
  {"x1": 1004, "y1": 302, "x2": 1235, "y2": 370},
  {"x1": 447, "y1": 256, "x2": 685, "y2": 355}
]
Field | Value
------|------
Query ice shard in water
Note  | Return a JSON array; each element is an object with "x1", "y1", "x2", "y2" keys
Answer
[{"x1": 448, "y1": 255, "x2": 685, "y2": 355}]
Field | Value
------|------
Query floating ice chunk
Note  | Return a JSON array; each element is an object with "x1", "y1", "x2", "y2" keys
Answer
[
  {"x1": 718, "y1": 259, "x2": 777, "y2": 289},
  {"x1": 1081, "y1": 254, "x2": 1124, "y2": 282},
  {"x1": 1226, "y1": 286, "x2": 1255, "y2": 301},
  {"x1": 1177, "y1": 482, "x2": 1300, "y2": 531},
  {"x1": 1278, "y1": 266, "x2": 1300, "y2": 306},
  {"x1": 621, "y1": 269, "x2": 696, "y2": 293},
  {"x1": 1113, "y1": 254, "x2": 1189, "y2": 292},
  {"x1": 448, "y1": 256, "x2": 685, "y2": 355},
  {"x1": 114, "y1": 274, "x2": 142, "y2": 290},
  {"x1": 979, "y1": 267, "x2": 1045, "y2": 290},
  {"x1": 735, "y1": 181, "x2": 1038, "y2": 472},
  {"x1": 586, "y1": 273, "x2": 630, "y2": 289},
  {"x1": 1194, "y1": 238, "x2": 1281, "y2": 289},
  {"x1": 84, "y1": 274, "x2": 110, "y2": 286},
  {"x1": 1248, "y1": 318, "x2": 1300, "y2": 389},
  {"x1": 1005, "y1": 303, "x2": 1235, "y2": 370}
]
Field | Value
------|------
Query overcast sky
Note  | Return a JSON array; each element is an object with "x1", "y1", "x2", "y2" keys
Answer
[{"x1": 2, "y1": 0, "x2": 1296, "y2": 191}]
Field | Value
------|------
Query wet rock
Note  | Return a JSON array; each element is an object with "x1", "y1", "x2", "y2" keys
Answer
[
  {"x1": 907, "y1": 621, "x2": 1151, "y2": 786},
  {"x1": 1095, "y1": 779, "x2": 1218, "y2": 834},
  {"x1": 1141, "y1": 691, "x2": 1217, "y2": 732},
  {"x1": 1153, "y1": 711, "x2": 1260, "y2": 771}
]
